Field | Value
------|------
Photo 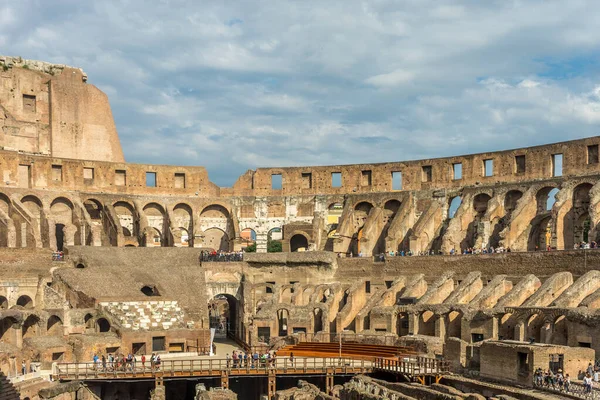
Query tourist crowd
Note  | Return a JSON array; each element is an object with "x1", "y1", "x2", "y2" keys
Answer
[
  {"x1": 92, "y1": 352, "x2": 162, "y2": 372},
  {"x1": 225, "y1": 350, "x2": 294, "y2": 369},
  {"x1": 200, "y1": 250, "x2": 244, "y2": 262}
]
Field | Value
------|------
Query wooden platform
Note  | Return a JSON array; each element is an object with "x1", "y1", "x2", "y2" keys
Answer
[{"x1": 276, "y1": 342, "x2": 417, "y2": 360}]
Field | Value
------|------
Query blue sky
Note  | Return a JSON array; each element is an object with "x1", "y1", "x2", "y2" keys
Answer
[{"x1": 1, "y1": 0, "x2": 600, "y2": 186}]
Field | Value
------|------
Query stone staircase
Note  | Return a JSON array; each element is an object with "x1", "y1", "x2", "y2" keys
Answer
[
  {"x1": 0, "y1": 372, "x2": 19, "y2": 400},
  {"x1": 99, "y1": 300, "x2": 186, "y2": 331}
]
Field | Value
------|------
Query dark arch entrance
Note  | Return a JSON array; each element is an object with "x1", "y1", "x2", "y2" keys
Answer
[
  {"x1": 209, "y1": 294, "x2": 239, "y2": 338},
  {"x1": 55, "y1": 223, "x2": 65, "y2": 251},
  {"x1": 290, "y1": 234, "x2": 309, "y2": 252}
]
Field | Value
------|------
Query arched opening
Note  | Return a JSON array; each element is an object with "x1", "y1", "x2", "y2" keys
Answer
[
  {"x1": 21, "y1": 195, "x2": 43, "y2": 248},
  {"x1": 114, "y1": 201, "x2": 136, "y2": 239},
  {"x1": 551, "y1": 315, "x2": 567, "y2": 345},
  {"x1": 528, "y1": 215, "x2": 553, "y2": 251},
  {"x1": 0, "y1": 193, "x2": 10, "y2": 247},
  {"x1": 84, "y1": 199, "x2": 103, "y2": 220},
  {"x1": 203, "y1": 228, "x2": 230, "y2": 251},
  {"x1": 173, "y1": 203, "x2": 193, "y2": 247},
  {"x1": 0, "y1": 317, "x2": 19, "y2": 345},
  {"x1": 268, "y1": 227, "x2": 283, "y2": 253},
  {"x1": 461, "y1": 193, "x2": 491, "y2": 250},
  {"x1": 313, "y1": 308, "x2": 323, "y2": 333},
  {"x1": 200, "y1": 204, "x2": 230, "y2": 219},
  {"x1": 173, "y1": 227, "x2": 189, "y2": 247},
  {"x1": 277, "y1": 309, "x2": 289, "y2": 336},
  {"x1": 536, "y1": 187, "x2": 559, "y2": 213},
  {"x1": 84, "y1": 313, "x2": 94, "y2": 329},
  {"x1": 47, "y1": 315, "x2": 63, "y2": 336},
  {"x1": 96, "y1": 318, "x2": 111, "y2": 333},
  {"x1": 290, "y1": 234, "x2": 309, "y2": 252},
  {"x1": 0, "y1": 296, "x2": 7, "y2": 309},
  {"x1": 209, "y1": 294, "x2": 239, "y2": 339},
  {"x1": 448, "y1": 196, "x2": 462, "y2": 219},
  {"x1": 396, "y1": 312, "x2": 409, "y2": 336},
  {"x1": 50, "y1": 197, "x2": 76, "y2": 248},
  {"x1": 16, "y1": 295, "x2": 33, "y2": 309},
  {"x1": 526, "y1": 314, "x2": 542, "y2": 343},
  {"x1": 241, "y1": 228, "x2": 257, "y2": 250},
  {"x1": 419, "y1": 311, "x2": 436, "y2": 336},
  {"x1": 446, "y1": 311, "x2": 463, "y2": 339},
  {"x1": 499, "y1": 313, "x2": 515, "y2": 340},
  {"x1": 490, "y1": 190, "x2": 523, "y2": 248},
  {"x1": 22, "y1": 315, "x2": 39, "y2": 339},
  {"x1": 75, "y1": 263, "x2": 85, "y2": 269},
  {"x1": 572, "y1": 183, "x2": 593, "y2": 246},
  {"x1": 384, "y1": 200, "x2": 401, "y2": 215},
  {"x1": 141, "y1": 285, "x2": 160, "y2": 296}
]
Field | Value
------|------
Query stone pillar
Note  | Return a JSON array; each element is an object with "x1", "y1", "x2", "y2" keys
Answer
[
  {"x1": 435, "y1": 314, "x2": 446, "y2": 339},
  {"x1": 408, "y1": 313, "x2": 419, "y2": 335},
  {"x1": 151, "y1": 377, "x2": 166, "y2": 400},
  {"x1": 220, "y1": 370, "x2": 229, "y2": 389},
  {"x1": 491, "y1": 316, "x2": 499, "y2": 340},
  {"x1": 267, "y1": 370, "x2": 276, "y2": 399},
  {"x1": 515, "y1": 322, "x2": 525, "y2": 342},
  {"x1": 256, "y1": 231, "x2": 268, "y2": 253},
  {"x1": 541, "y1": 321, "x2": 553, "y2": 344},
  {"x1": 326, "y1": 368, "x2": 335, "y2": 395}
]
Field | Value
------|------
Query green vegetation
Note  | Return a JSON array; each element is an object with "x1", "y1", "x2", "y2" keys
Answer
[
  {"x1": 267, "y1": 240, "x2": 282, "y2": 253},
  {"x1": 244, "y1": 243, "x2": 256, "y2": 252}
]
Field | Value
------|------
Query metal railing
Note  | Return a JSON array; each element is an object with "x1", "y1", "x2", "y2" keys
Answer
[
  {"x1": 53, "y1": 357, "x2": 371, "y2": 380},
  {"x1": 373, "y1": 356, "x2": 450, "y2": 375}
]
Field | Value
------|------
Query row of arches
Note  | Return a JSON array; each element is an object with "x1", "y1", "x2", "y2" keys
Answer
[{"x1": 0, "y1": 295, "x2": 34, "y2": 310}]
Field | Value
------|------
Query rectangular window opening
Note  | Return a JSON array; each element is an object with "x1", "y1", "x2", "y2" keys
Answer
[
  {"x1": 301, "y1": 172, "x2": 312, "y2": 189},
  {"x1": 18, "y1": 164, "x2": 31, "y2": 188},
  {"x1": 83, "y1": 167, "x2": 94, "y2": 181},
  {"x1": 588, "y1": 145, "x2": 599, "y2": 164},
  {"x1": 52, "y1": 165, "x2": 62, "y2": 182},
  {"x1": 515, "y1": 155, "x2": 526, "y2": 174},
  {"x1": 365, "y1": 281, "x2": 371, "y2": 294},
  {"x1": 452, "y1": 163, "x2": 462, "y2": 180},
  {"x1": 385, "y1": 280, "x2": 393, "y2": 289},
  {"x1": 392, "y1": 171, "x2": 402, "y2": 190},
  {"x1": 22, "y1": 94, "x2": 36, "y2": 113},
  {"x1": 115, "y1": 170, "x2": 126, "y2": 186},
  {"x1": 422, "y1": 166, "x2": 432, "y2": 183},
  {"x1": 361, "y1": 170, "x2": 372, "y2": 186},
  {"x1": 271, "y1": 173, "x2": 282, "y2": 190},
  {"x1": 152, "y1": 336, "x2": 166, "y2": 352},
  {"x1": 174, "y1": 173, "x2": 186, "y2": 189},
  {"x1": 483, "y1": 159, "x2": 494, "y2": 177},
  {"x1": 552, "y1": 154, "x2": 563, "y2": 177},
  {"x1": 518, "y1": 352, "x2": 529, "y2": 374},
  {"x1": 331, "y1": 172, "x2": 342, "y2": 187},
  {"x1": 146, "y1": 172, "x2": 157, "y2": 187}
]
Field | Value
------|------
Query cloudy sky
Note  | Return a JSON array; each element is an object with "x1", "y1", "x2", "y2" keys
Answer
[{"x1": 2, "y1": 1, "x2": 600, "y2": 186}]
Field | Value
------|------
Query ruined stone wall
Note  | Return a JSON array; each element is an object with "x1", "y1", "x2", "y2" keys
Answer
[{"x1": 0, "y1": 56, "x2": 123, "y2": 163}]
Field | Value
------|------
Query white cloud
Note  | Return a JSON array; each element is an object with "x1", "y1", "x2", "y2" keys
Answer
[{"x1": 1, "y1": 0, "x2": 599, "y2": 185}]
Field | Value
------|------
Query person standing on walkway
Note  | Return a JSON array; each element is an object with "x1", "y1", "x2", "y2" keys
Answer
[{"x1": 21, "y1": 361, "x2": 26, "y2": 376}]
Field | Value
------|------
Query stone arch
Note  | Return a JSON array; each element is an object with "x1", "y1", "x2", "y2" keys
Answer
[
  {"x1": 145, "y1": 227, "x2": 162, "y2": 247},
  {"x1": 460, "y1": 193, "x2": 491, "y2": 250},
  {"x1": 490, "y1": 190, "x2": 523, "y2": 247},
  {"x1": 47, "y1": 315, "x2": 63, "y2": 336},
  {"x1": 84, "y1": 313, "x2": 94, "y2": 329},
  {"x1": 241, "y1": 228, "x2": 256, "y2": 249},
  {"x1": 528, "y1": 215, "x2": 553, "y2": 251},
  {"x1": 50, "y1": 197, "x2": 78, "y2": 250},
  {"x1": 22, "y1": 314, "x2": 39, "y2": 339},
  {"x1": 200, "y1": 204, "x2": 230, "y2": 219},
  {"x1": 143, "y1": 203, "x2": 167, "y2": 247},
  {"x1": 20, "y1": 195, "x2": 44, "y2": 248},
  {"x1": 268, "y1": 226, "x2": 282, "y2": 241},
  {"x1": 16, "y1": 295, "x2": 33, "y2": 309},
  {"x1": 96, "y1": 318, "x2": 111, "y2": 333},
  {"x1": 0, "y1": 296, "x2": 7, "y2": 309},
  {"x1": 536, "y1": 187, "x2": 559, "y2": 214},
  {"x1": 209, "y1": 293, "x2": 240, "y2": 337},
  {"x1": 0, "y1": 316, "x2": 19, "y2": 345},
  {"x1": 280, "y1": 287, "x2": 293, "y2": 304},
  {"x1": 571, "y1": 183, "x2": 593, "y2": 245},
  {"x1": 277, "y1": 309, "x2": 289, "y2": 336},
  {"x1": 83, "y1": 199, "x2": 103, "y2": 220},
  {"x1": 290, "y1": 233, "x2": 309, "y2": 252},
  {"x1": 448, "y1": 196, "x2": 462, "y2": 219},
  {"x1": 499, "y1": 313, "x2": 515, "y2": 340},
  {"x1": 396, "y1": 312, "x2": 409, "y2": 336},
  {"x1": 526, "y1": 313, "x2": 543, "y2": 343},
  {"x1": 113, "y1": 201, "x2": 136, "y2": 239},
  {"x1": 173, "y1": 203, "x2": 193, "y2": 247},
  {"x1": 446, "y1": 310, "x2": 463, "y2": 339},
  {"x1": 203, "y1": 228, "x2": 230, "y2": 251},
  {"x1": 419, "y1": 311, "x2": 436, "y2": 336}
]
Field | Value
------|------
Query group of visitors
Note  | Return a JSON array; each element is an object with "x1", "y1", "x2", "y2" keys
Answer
[
  {"x1": 574, "y1": 241, "x2": 598, "y2": 250},
  {"x1": 51, "y1": 251, "x2": 64, "y2": 261},
  {"x1": 92, "y1": 353, "x2": 161, "y2": 372},
  {"x1": 533, "y1": 368, "x2": 571, "y2": 392},
  {"x1": 226, "y1": 350, "x2": 286, "y2": 369},
  {"x1": 201, "y1": 250, "x2": 244, "y2": 262}
]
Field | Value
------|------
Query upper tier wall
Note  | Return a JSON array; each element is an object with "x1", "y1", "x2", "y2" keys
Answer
[{"x1": 1, "y1": 136, "x2": 599, "y2": 197}]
